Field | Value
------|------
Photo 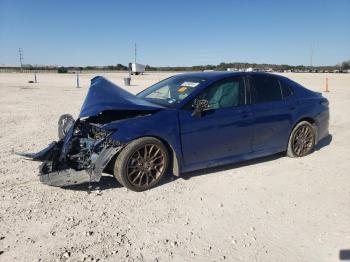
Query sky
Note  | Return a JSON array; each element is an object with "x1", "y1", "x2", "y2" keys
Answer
[{"x1": 0, "y1": 0, "x2": 349, "y2": 67}]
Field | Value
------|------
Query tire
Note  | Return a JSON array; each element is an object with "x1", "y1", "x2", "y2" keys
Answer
[
  {"x1": 114, "y1": 137, "x2": 169, "y2": 192},
  {"x1": 287, "y1": 121, "x2": 316, "y2": 158}
]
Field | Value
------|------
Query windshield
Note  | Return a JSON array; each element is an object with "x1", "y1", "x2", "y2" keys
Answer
[{"x1": 137, "y1": 75, "x2": 207, "y2": 107}]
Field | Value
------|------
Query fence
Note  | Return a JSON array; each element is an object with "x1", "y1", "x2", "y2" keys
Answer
[
  {"x1": 0, "y1": 68, "x2": 129, "y2": 74},
  {"x1": 0, "y1": 68, "x2": 57, "y2": 73}
]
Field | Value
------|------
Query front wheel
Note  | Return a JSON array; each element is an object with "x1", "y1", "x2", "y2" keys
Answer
[
  {"x1": 287, "y1": 121, "x2": 316, "y2": 157},
  {"x1": 114, "y1": 137, "x2": 169, "y2": 191}
]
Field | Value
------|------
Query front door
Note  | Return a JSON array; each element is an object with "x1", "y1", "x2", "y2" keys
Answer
[{"x1": 179, "y1": 77, "x2": 254, "y2": 168}]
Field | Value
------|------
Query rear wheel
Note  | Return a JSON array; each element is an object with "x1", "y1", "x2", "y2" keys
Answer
[
  {"x1": 114, "y1": 137, "x2": 169, "y2": 191},
  {"x1": 287, "y1": 121, "x2": 315, "y2": 157}
]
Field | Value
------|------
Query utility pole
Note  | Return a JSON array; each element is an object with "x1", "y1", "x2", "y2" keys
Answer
[
  {"x1": 310, "y1": 44, "x2": 314, "y2": 68},
  {"x1": 19, "y1": 48, "x2": 24, "y2": 70},
  {"x1": 134, "y1": 43, "x2": 137, "y2": 64}
]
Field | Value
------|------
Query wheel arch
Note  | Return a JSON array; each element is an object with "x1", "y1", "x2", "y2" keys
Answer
[
  {"x1": 150, "y1": 135, "x2": 180, "y2": 177},
  {"x1": 104, "y1": 135, "x2": 180, "y2": 177},
  {"x1": 290, "y1": 116, "x2": 317, "y2": 136},
  {"x1": 287, "y1": 116, "x2": 318, "y2": 149},
  {"x1": 295, "y1": 116, "x2": 316, "y2": 125}
]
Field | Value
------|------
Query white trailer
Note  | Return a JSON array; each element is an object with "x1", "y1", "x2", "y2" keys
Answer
[
  {"x1": 131, "y1": 63, "x2": 146, "y2": 75},
  {"x1": 226, "y1": 68, "x2": 239, "y2": 72},
  {"x1": 246, "y1": 67, "x2": 260, "y2": 72}
]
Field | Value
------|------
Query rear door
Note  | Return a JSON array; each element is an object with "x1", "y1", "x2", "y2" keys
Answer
[
  {"x1": 249, "y1": 75, "x2": 294, "y2": 153},
  {"x1": 179, "y1": 76, "x2": 254, "y2": 167}
]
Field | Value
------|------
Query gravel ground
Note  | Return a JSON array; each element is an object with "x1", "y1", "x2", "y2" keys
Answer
[{"x1": 0, "y1": 72, "x2": 349, "y2": 262}]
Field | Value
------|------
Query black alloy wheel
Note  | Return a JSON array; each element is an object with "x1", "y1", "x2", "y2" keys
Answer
[{"x1": 287, "y1": 121, "x2": 315, "y2": 157}]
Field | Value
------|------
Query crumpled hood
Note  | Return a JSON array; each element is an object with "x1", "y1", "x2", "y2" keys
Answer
[{"x1": 79, "y1": 76, "x2": 163, "y2": 118}]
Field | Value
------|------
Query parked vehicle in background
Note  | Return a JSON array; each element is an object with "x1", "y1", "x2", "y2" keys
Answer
[
  {"x1": 130, "y1": 63, "x2": 146, "y2": 75},
  {"x1": 20, "y1": 72, "x2": 330, "y2": 192},
  {"x1": 246, "y1": 67, "x2": 260, "y2": 72}
]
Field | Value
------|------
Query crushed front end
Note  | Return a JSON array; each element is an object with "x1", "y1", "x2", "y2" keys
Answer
[
  {"x1": 19, "y1": 115, "x2": 123, "y2": 187},
  {"x1": 18, "y1": 76, "x2": 164, "y2": 187}
]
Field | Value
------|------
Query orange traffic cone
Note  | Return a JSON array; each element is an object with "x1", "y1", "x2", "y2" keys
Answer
[{"x1": 324, "y1": 77, "x2": 329, "y2": 92}]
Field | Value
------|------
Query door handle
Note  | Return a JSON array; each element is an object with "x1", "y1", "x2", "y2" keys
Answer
[{"x1": 240, "y1": 111, "x2": 253, "y2": 118}]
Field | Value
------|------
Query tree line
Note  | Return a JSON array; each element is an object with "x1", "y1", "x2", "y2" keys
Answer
[
  {"x1": 2, "y1": 60, "x2": 349, "y2": 73},
  {"x1": 145, "y1": 60, "x2": 350, "y2": 72}
]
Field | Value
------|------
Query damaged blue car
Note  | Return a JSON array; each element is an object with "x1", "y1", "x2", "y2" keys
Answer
[{"x1": 20, "y1": 72, "x2": 329, "y2": 191}]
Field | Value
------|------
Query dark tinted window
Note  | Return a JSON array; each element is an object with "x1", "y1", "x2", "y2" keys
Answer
[
  {"x1": 279, "y1": 80, "x2": 294, "y2": 99},
  {"x1": 197, "y1": 77, "x2": 245, "y2": 109},
  {"x1": 251, "y1": 75, "x2": 282, "y2": 104}
]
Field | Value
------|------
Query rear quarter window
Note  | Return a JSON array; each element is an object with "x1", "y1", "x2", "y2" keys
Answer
[{"x1": 279, "y1": 80, "x2": 294, "y2": 99}]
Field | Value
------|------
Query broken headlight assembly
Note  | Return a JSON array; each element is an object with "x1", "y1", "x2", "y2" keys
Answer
[{"x1": 89, "y1": 124, "x2": 111, "y2": 140}]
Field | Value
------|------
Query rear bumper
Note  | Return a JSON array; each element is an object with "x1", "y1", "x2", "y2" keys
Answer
[{"x1": 316, "y1": 109, "x2": 330, "y2": 144}]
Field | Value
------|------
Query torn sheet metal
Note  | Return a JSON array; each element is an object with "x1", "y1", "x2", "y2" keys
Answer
[{"x1": 19, "y1": 114, "x2": 124, "y2": 187}]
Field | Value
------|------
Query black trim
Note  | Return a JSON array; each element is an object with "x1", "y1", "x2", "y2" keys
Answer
[
  {"x1": 245, "y1": 75, "x2": 253, "y2": 105},
  {"x1": 278, "y1": 79, "x2": 294, "y2": 99}
]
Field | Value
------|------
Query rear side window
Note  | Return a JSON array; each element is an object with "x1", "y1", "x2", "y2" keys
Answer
[
  {"x1": 250, "y1": 75, "x2": 282, "y2": 104},
  {"x1": 279, "y1": 80, "x2": 294, "y2": 99}
]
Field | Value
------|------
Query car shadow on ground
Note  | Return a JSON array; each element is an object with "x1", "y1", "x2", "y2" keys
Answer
[
  {"x1": 314, "y1": 134, "x2": 332, "y2": 151},
  {"x1": 340, "y1": 249, "x2": 350, "y2": 260},
  {"x1": 340, "y1": 250, "x2": 350, "y2": 260},
  {"x1": 181, "y1": 134, "x2": 332, "y2": 181},
  {"x1": 61, "y1": 175, "x2": 122, "y2": 192},
  {"x1": 180, "y1": 153, "x2": 284, "y2": 181},
  {"x1": 62, "y1": 134, "x2": 333, "y2": 192}
]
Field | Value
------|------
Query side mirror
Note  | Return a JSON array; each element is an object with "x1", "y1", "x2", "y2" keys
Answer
[{"x1": 191, "y1": 99, "x2": 209, "y2": 117}]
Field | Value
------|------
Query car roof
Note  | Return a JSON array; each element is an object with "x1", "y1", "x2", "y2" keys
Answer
[
  {"x1": 175, "y1": 71, "x2": 278, "y2": 81},
  {"x1": 170, "y1": 71, "x2": 284, "y2": 109}
]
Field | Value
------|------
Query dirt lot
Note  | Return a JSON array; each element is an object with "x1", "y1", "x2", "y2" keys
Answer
[{"x1": 0, "y1": 72, "x2": 349, "y2": 262}]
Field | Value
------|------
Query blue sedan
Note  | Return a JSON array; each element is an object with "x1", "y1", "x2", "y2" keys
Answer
[{"x1": 21, "y1": 72, "x2": 329, "y2": 191}]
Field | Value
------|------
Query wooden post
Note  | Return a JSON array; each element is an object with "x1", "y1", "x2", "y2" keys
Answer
[{"x1": 76, "y1": 72, "x2": 80, "y2": 88}]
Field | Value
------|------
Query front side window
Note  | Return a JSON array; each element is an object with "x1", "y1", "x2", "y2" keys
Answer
[
  {"x1": 250, "y1": 75, "x2": 282, "y2": 104},
  {"x1": 137, "y1": 76, "x2": 207, "y2": 107},
  {"x1": 194, "y1": 77, "x2": 245, "y2": 110}
]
